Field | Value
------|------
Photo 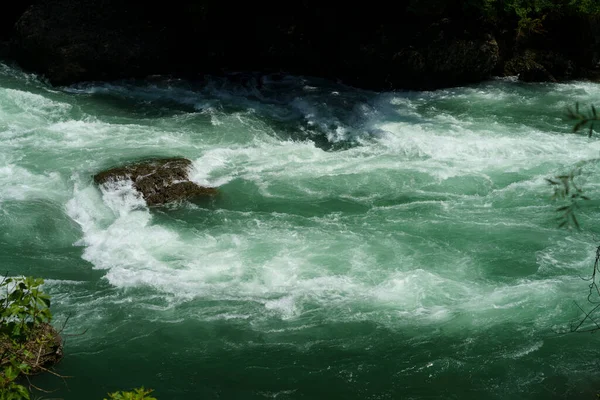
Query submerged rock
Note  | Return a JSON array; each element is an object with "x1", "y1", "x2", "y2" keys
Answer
[{"x1": 94, "y1": 158, "x2": 217, "y2": 206}]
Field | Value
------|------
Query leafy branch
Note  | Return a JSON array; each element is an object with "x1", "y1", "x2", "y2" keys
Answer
[
  {"x1": 0, "y1": 276, "x2": 62, "y2": 399},
  {"x1": 547, "y1": 104, "x2": 599, "y2": 229},
  {"x1": 546, "y1": 169, "x2": 590, "y2": 229},
  {"x1": 567, "y1": 102, "x2": 600, "y2": 138},
  {"x1": 105, "y1": 387, "x2": 157, "y2": 400},
  {"x1": 571, "y1": 245, "x2": 600, "y2": 333},
  {"x1": 0, "y1": 275, "x2": 158, "y2": 398}
]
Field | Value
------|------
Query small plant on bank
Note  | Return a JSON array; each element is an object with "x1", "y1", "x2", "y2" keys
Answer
[
  {"x1": 0, "y1": 276, "x2": 52, "y2": 339},
  {"x1": 105, "y1": 387, "x2": 158, "y2": 400},
  {"x1": 0, "y1": 275, "x2": 62, "y2": 399},
  {"x1": 0, "y1": 358, "x2": 31, "y2": 400},
  {"x1": 0, "y1": 275, "x2": 156, "y2": 399}
]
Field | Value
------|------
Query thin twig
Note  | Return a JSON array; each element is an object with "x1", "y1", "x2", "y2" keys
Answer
[
  {"x1": 62, "y1": 328, "x2": 88, "y2": 337},
  {"x1": 35, "y1": 342, "x2": 43, "y2": 366},
  {"x1": 35, "y1": 364, "x2": 72, "y2": 379},
  {"x1": 572, "y1": 245, "x2": 600, "y2": 333},
  {"x1": 57, "y1": 314, "x2": 71, "y2": 335},
  {"x1": 25, "y1": 374, "x2": 55, "y2": 394}
]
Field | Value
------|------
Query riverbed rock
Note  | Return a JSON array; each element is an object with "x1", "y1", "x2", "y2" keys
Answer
[{"x1": 94, "y1": 158, "x2": 217, "y2": 206}]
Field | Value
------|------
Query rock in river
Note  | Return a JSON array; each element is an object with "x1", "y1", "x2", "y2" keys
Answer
[{"x1": 94, "y1": 158, "x2": 217, "y2": 206}]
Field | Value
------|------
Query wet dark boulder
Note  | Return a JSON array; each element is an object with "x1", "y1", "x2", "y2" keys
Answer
[
  {"x1": 388, "y1": 35, "x2": 500, "y2": 90},
  {"x1": 504, "y1": 50, "x2": 558, "y2": 82},
  {"x1": 94, "y1": 158, "x2": 217, "y2": 206}
]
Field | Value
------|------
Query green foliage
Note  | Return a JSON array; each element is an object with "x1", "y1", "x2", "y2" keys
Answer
[
  {"x1": 407, "y1": 0, "x2": 598, "y2": 35},
  {"x1": 567, "y1": 102, "x2": 599, "y2": 137},
  {"x1": 570, "y1": 0, "x2": 600, "y2": 15},
  {"x1": 0, "y1": 276, "x2": 52, "y2": 342},
  {"x1": 0, "y1": 277, "x2": 155, "y2": 400},
  {"x1": 547, "y1": 104, "x2": 599, "y2": 229},
  {"x1": 462, "y1": 0, "x2": 600, "y2": 39},
  {"x1": 0, "y1": 358, "x2": 31, "y2": 400},
  {"x1": 515, "y1": 12, "x2": 546, "y2": 38},
  {"x1": 503, "y1": 0, "x2": 559, "y2": 39},
  {"x1": 460, "y1": 0, "x2": 501, "y2": 18},
  {"x1": 501, "y1": 0, "x2": 600, "y2": 16},
  {"x1": 105, "y1": 387, "x2": 157, "y2": 400},
  {"x1": 546, "y1": 168, "x2": 589, "y2": 229},
  {"x1": 0, "y1": 276, "x2": 53, "y2": 399}
]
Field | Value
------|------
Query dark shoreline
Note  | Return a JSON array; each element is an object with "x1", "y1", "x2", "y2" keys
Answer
[{"x1": 2, "y1": 1, "x2": 599, "y2": 90}]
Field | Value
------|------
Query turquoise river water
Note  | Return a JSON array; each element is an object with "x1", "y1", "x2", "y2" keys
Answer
[{"x1": 2, "y1": 61, "x2": 600, "y2": 399}]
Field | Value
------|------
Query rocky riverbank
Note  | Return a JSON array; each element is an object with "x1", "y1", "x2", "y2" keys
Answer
[{"x1": 1, "y1": 1, "x2": 599, "y2": 89}]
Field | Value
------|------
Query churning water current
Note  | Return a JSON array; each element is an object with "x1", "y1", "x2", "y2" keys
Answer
[{"x1": 1, "y1": 63, "x2": 600, "y2": 399}]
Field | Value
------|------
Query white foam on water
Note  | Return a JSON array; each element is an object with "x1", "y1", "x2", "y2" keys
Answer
[
  {"x1": 0, "y1": 88, "x2": 72, "y2": 134},
  {"x1": 374, "y1": 121, "x2": 600, "y2": 176},
  {"x1": 99, "y1": 180, "x2": 147, "y2": 217},
  {"x1": 504, "y1": 341, "x2": 544, "y2": 359},
  {"x1": 63, "y1": 81, "x2": 203, "y2": 108},
  {"x1": 5, "y1": 61, "x2": 600, "y2": 399},
  {"x1": 372, "y1": 269, "x2": 475, "y2": 308},
  {"x1": 188, "y1": 139, "x2": 336, "y2": 189},
  {"x1": 0, "y1": 164, "x2": 67, "y2": 204},
  {"x1": 0, "y1": 68, "x2": 576, "y2": 328},
  {"x1": 264, "y1": 296, "x2": 300, "y2": 319},
  {"x1": 65, "y1": 175, "x2": 572, "y2": 325},
  {"x1": 67, "y1": 181, "x2": 177, "y2": 277}
]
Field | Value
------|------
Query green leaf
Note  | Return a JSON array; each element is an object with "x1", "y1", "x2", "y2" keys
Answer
[
  {"x1": 571, "y1": 213, "x2": 581, "y2": 230},
  {"x1": 574, "y1": 120, "x2": 587, "y2": 132}
]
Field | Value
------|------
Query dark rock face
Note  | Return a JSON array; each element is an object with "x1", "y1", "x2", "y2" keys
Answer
[
  {"x1": 504, "y1": 50, "x2": 558, "y2": 82},
  {"x1": 11, "y1": 0, "x2": 181, "y2": 84},
  {"x1": 503, "y1": 13, "x2": 600, "y2": 83},
  {"x1": 0, "y1": 2, "x2": 35, "y2": 42},
  {"x1": 5, "y1": 1, "x2": 598, "y2": 89},
  {"x1": 391, "y1": 36, "x2": 499, "y2": 89},
  {"x1": 8, "y1": 0, "x2": 501, "y2": 90},
  {"x1": 94, "y1": 158, "x2": 217, "y2": 206}
]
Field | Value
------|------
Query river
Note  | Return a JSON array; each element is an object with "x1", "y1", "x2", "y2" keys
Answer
[{"x1": 1, "y1": 62, "x2": 600, "y2": 399}]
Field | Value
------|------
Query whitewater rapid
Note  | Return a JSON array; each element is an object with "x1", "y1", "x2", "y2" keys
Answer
[{"x1": 2, "y1": 63, "x2": 600, "y2": 398}]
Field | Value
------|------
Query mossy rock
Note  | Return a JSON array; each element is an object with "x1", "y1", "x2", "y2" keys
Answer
[
  {"x1": 94, "y1": 158, "x2": 218, "y2": 206},
  {"x1": 505, "y1": 50, "x2": 558, "y2": 82}
]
